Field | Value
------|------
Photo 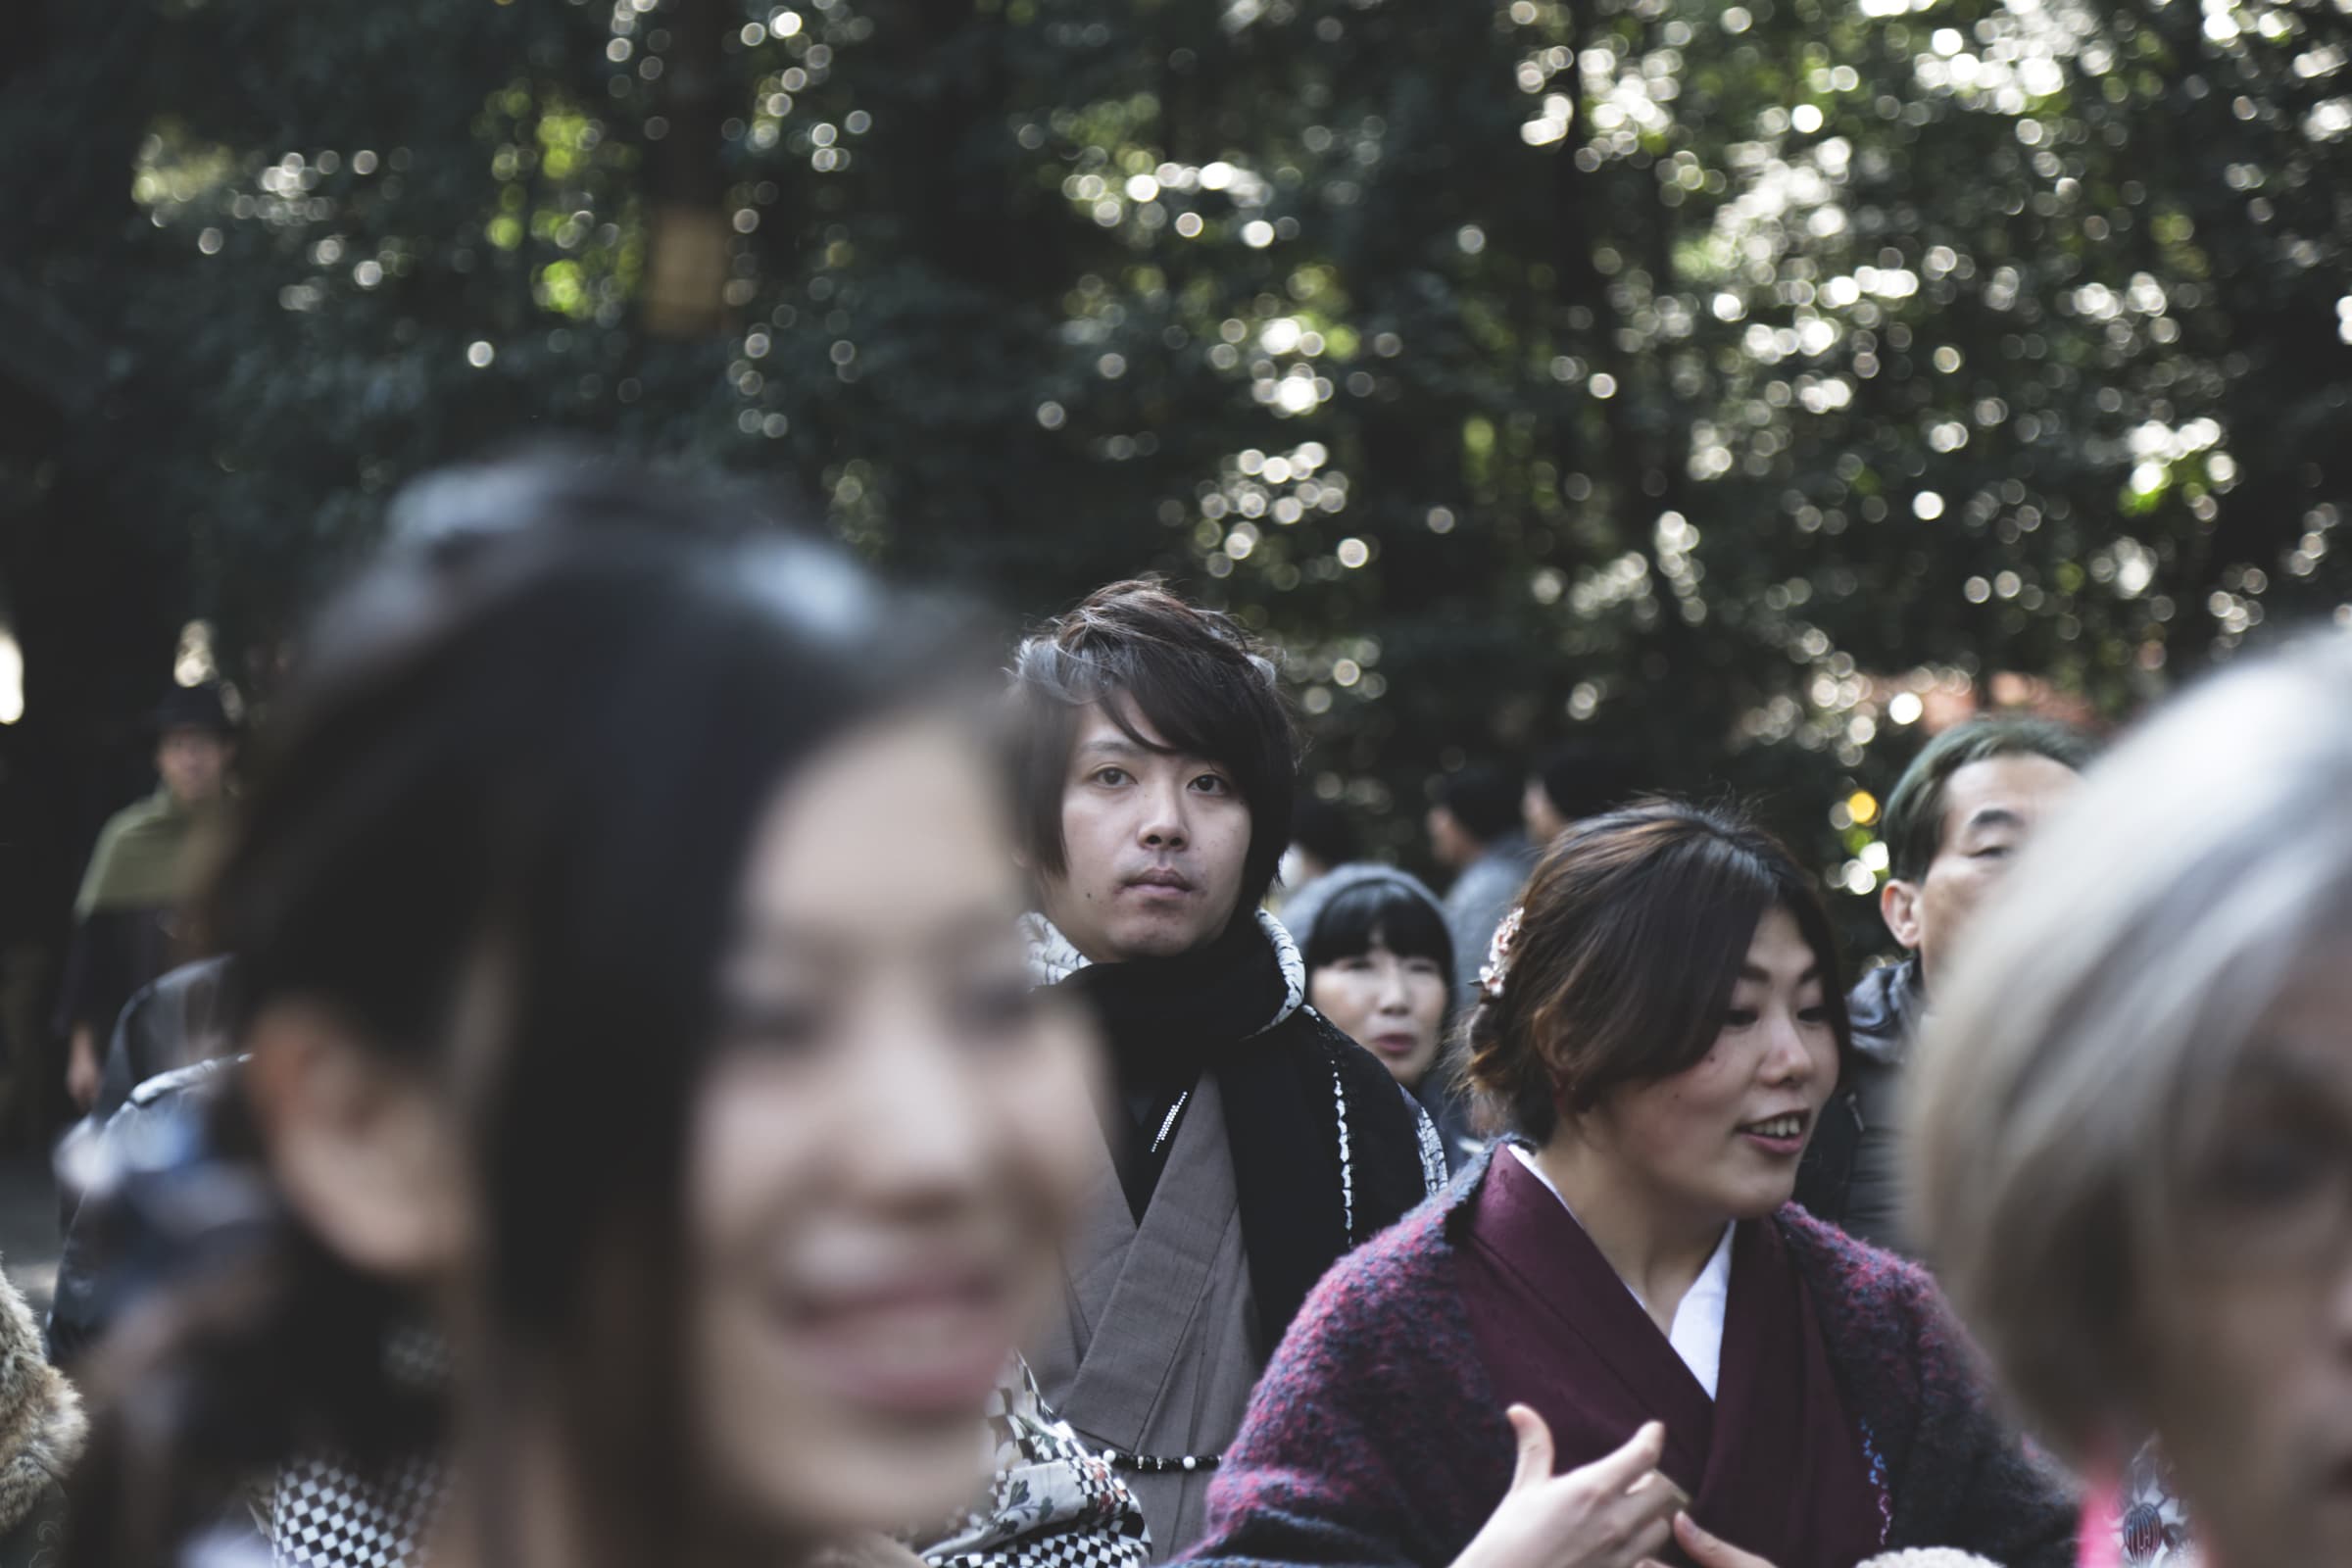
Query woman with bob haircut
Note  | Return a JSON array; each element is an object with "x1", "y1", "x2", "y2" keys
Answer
[
  {"x1": 59, "y1": 459, "x2": 1141, "y2": 1568},
  {"x1": 1185, "y1": 801, "x2": 2075, "y2": 1568},
  {"x1": 1279, "y1": 864, "x2": 1478, "y2": 1170},
  {"x1": 1910, "y1": 633, "x2": 2352, "y2": 1568}
]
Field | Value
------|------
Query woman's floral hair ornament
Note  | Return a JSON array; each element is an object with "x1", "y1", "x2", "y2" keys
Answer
[{"x1": 1478, "y1": 905, "x2": 1525, "y2": 1005}]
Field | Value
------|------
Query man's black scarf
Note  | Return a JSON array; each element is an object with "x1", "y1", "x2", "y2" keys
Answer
[{"x1": 1051, "y1": 914, "x2": 1353, "y2": 1350}]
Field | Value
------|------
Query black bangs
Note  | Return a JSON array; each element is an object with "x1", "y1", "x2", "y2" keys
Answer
[{"x1": 1303, "y1": 880, "x2": 1454, "y2": 986}]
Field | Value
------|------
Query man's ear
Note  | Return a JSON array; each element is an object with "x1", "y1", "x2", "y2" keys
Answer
[
  {"x1": 1880, "y1": 878, "x2": 1924, "y2": 952},
  {"x1": 244, "y1": 1000, "x2": 471, "y2": 1280}
]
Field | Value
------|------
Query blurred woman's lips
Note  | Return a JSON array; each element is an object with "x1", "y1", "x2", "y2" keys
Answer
[
  {"x1": 1369, "y1": 1031, "x2": 1423, "y2": 1058},
  {"x1": 782, "y1": 1268, "x2": 1016, "y2": 1415}
]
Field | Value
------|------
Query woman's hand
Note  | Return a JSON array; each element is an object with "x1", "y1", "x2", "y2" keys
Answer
[
  {"x1": 1451, "y1": 1406, "x2": 1688, "y2": 1568},
  {"x1": 1664, "y1": 1511, "x2": 1781, "y2": 1568}
]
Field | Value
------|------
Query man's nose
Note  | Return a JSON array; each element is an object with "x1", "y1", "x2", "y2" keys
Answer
[{"x1": 1139, "y1": 778, "x2": 1191, "y2": 848}]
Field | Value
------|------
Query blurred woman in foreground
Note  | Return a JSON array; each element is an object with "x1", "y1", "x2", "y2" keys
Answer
[
  {"x1": 1187, "y1": 802, "x2": 2072, "y2": 1568},
  {"x1": 1912, "y1": 634, "x2": 2352, "y2": 1568},
  {"x1": 63, "y1": 462, "x2": 1126, "y2": 1568}
]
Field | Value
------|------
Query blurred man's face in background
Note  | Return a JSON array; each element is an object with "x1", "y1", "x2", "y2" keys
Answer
[
  {"x1": 1881, "y1": 753, "x2": 2079, "y2": 984},
  {"x1": 1036, "y1": 701, "x2": 1252, "y2": 964},
  {"x1": 1523, "y1": 777, "x2": 1570, "y2": 847},
  {"x1": 1425, "y1": 804, "x2": 1480, "y2": 872},
  {"x1": 158, "y1": 727, "x2": 232, "y2": 807}
]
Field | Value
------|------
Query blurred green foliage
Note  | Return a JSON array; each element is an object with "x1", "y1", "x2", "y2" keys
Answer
[{"x1": 5, "y1": 0, "x2": 2350, "y2": 946}]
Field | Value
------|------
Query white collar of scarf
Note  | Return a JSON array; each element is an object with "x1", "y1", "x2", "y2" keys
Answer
[{"x1": 1019, "y1": 907, "x2": 1307, "y2": 1036}]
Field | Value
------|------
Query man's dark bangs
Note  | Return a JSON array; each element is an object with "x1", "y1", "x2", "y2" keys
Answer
[
  {"x1": 1304, "y1": 881, "x2": 1455, "y2": 984},
  {"x1": 1101, "y1": 638, "x2": 1281, "y2": 794}
]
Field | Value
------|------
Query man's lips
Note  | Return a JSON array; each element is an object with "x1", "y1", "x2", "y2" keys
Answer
[{"x1": 1123, "y1": 868, "x2": 1197, "y2": 894}]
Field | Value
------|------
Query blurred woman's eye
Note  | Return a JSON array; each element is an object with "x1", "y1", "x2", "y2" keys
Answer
[
  {"x1": 1330, "y1": 956, "x2": 1374, "y2": 974},
  {"x1": 1797, "y1": 1004, "x2": 1831, "y2": 1025},
  {"x1": 721, "y1": 997, "x2": 830, "y2": 1053},
  {"x1": 1405, "y1": 958, "x2": 1445, "y2": 979},
  {"x1": 2205, "y1": 1127, "x2": 2332, "y2": 1207},
  {"x1": 1723, "y1": 1007, "x2": 1760, "y2": 1029},
  {"x1": 955, "y1": 976, "x2": 1041, "y2": 1038}
]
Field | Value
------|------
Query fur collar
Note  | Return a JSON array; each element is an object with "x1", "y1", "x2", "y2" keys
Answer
[{"x1": 0, "y1": 1264, "x2": 84, "y2": 1532}]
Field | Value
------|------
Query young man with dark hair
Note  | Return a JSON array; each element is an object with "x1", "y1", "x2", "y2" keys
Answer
[
  {"x1": 1796, "y1": 713, "x2": 2095, "y2": 1254},
  {"x1": 1012, "y1": 579, "x2": 1445, "y2": 1559},
  {"x1": 1426, "y1": 760, "x2": 1539, "y2": 1000}
]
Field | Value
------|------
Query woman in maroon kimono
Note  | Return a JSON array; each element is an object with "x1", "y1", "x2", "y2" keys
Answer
[{"x1": 1184, "y1": 802, "x2": 2075, "y2": 1568}]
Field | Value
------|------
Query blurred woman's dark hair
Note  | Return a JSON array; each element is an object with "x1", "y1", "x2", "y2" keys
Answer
[
  {"x1": 1009, "y1": 577, "x2": 1297, "y2": 912},
  {"x1": 1460, "y1": 800, "x2": 1852, "y2": 1143},
  {"x1": 1298, "y1": 877, "x2": 1453, "y2": 985},
  {"x1": 65, "y1": 455, "x2": 972, "y2": 1568}
]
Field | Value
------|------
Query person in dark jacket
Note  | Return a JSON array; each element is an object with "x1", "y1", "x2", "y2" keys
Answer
[
  {"x1": 1187, "y1": 803, "x2": 2075, "y2": 1568},
  {"x1": 1279, "y1": 863, "x2": 1479, "y2": 1172},
  {"x1": 54, "y1": 687, "x2": 235, "y2": 1111},
  {"x1": 1796, "y1": 716, "x2": 2093, "y2": 1255},
  {"x1": 1011, "y1": 581, "x2": 1445, "y2": 1559}
]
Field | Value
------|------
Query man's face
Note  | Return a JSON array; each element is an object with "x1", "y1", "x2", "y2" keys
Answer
[
  {"x1": 1523, "y1": 778, "x2": 1570, "y2": 847},
  {"x1": 1882, "y1": 752, "x2": 2079, "y2": 984},
  {"x1": 1426, "y1": 805, "x2": 1480, "y2": 871},
  {"x1": 1035, "y1": 701, "x2": 1253, "y2": 965},
  {"x1": 157, "y1": 728, "x2": 232, "y2": 806}
]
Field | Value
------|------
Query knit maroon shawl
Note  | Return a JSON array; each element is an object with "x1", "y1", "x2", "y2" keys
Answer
[{"x1": 1184, "y1": 1148, "x2": 2076, "y2": 1568}]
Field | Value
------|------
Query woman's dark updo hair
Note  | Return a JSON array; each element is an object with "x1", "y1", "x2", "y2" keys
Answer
[
  {"x1": 65, "y1": 455, "x2": 975, "y2": 1568},
  {"x1": 1300, "y1": 879, "x2": 1453, "y2": 991},
  {"x1": 1461, "y1": 800, "x2": 1851, "y2": 1143}
]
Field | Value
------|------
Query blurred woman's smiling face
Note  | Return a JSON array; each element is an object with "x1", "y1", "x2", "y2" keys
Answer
[{"x1": 686, "y1": 715, "x2": 1099, "y2": 1540}]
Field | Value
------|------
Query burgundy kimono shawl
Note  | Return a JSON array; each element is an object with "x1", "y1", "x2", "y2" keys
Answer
[
  {"x1": 1182, "y1": 1149, "x2": 2076, "y2": 1568},
  {"x1": 1457, "y1": 1151, "x2": 1885, "y2": 1566}
]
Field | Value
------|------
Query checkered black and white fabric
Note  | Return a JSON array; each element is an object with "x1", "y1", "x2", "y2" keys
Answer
[
  {"x1": 920, "y1": 1364, "x2": 1152, "y2": 1568},
  {"x1": 266, "y1": 1450, "x2": 444, "y2": 1568}
]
